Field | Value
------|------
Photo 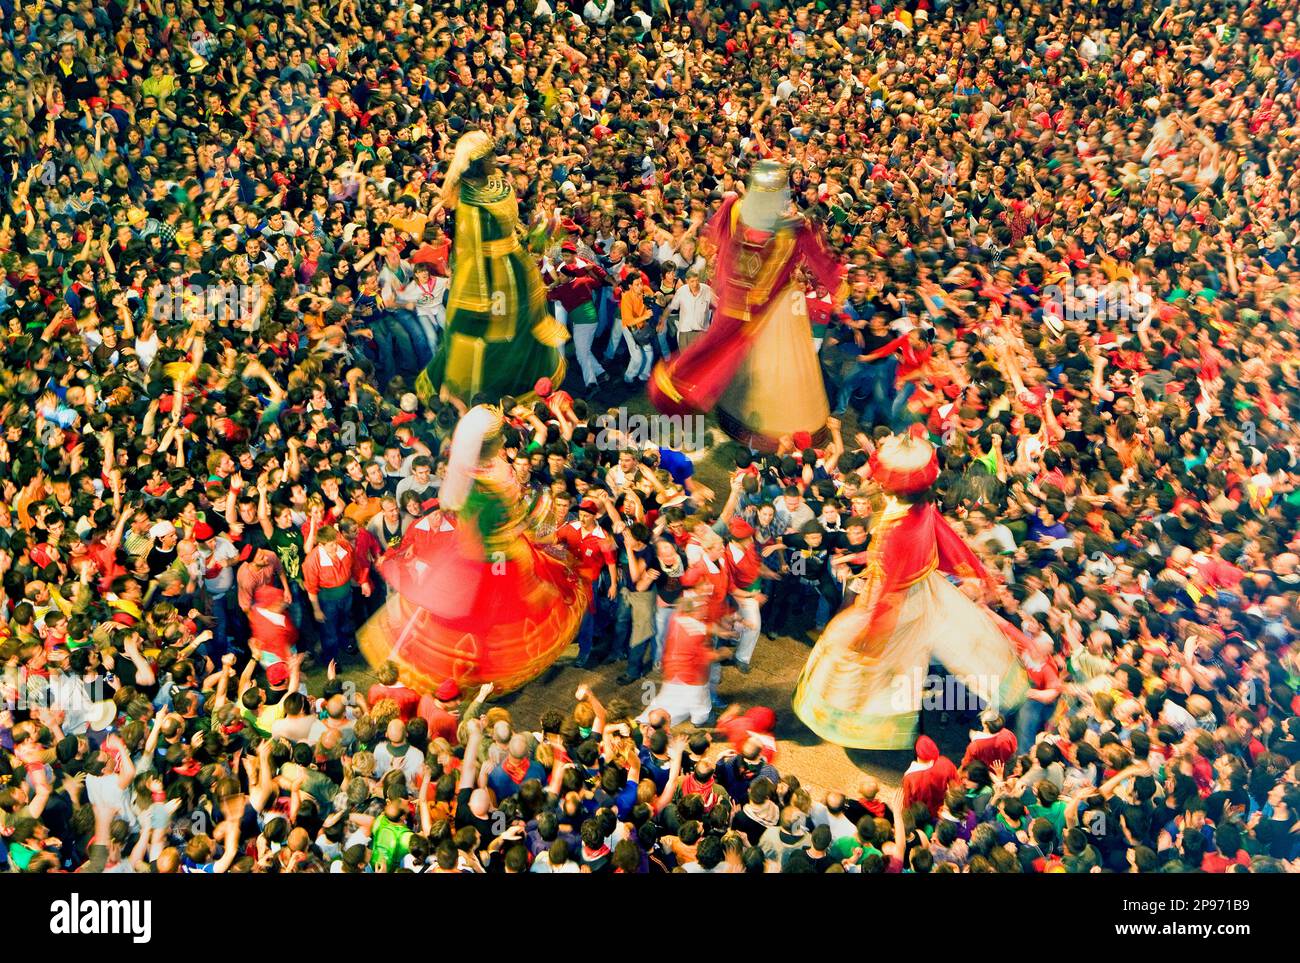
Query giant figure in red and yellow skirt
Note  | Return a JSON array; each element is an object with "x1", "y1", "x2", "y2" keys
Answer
[
  {"x1": 359, "y1": 406, "x2": 589, "y2": 695},
  {"x1": 792, "y1": 431, "x2": 1030, "y2": 749},
  {"x1": 648, "y1": 160, "x2": 843, "y2": 451}
]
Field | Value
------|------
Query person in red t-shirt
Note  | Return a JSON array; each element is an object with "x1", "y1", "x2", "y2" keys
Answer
[
  {"x1": 901, "y1": 736, "x2": 959, "y2": 820},
  {"x1": 1016, "y1": 636, "x2": 1062, "y2": 750},
  {"x1": 1201, "y1": 824, "x2": 1252, "y2": 873},
  {"x1": 681, "y1": 528, "x2": 733, "y2": 625},
  {"x1": 714, "y1": 705, "x2": 778, "y2": 763},
  {"x1": 366, "y1": 660, "x2": 420, "y2": 722},
  {"x1": 248, "y1": 585, "x2": 299, "y2": 668},
  {"x1": 416, "y1": 679, "x2": 493, "y2": 747},
  {"x1": 555, "y1": 498, "x2": 618, "y2": 668},
  {"x1": 724, "y1": 517, "x2": 764, "y2": 673},
  {"x1": 962, "y1": 710, "x2": 1019, "y2": 768},
  {"x1": 641, "y1": 594, "x2": 732, "y2": 726},
  {"x1": 417, "y1": 679, "x2": 464, "y2": 745}
]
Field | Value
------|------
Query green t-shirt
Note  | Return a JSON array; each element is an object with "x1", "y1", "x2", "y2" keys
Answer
[
  {"x1": 829, "y1": 836, "x2": 880, "y2": 866},
  {"x1": 371, "y1": 814, "x2": 412, "y2": 872},
  {"x1": 1029, "y1": 799, "x2": 1068, "y2": 839},
  {"x1": 8, "y1": 841, "x2": 37, "y2": 871}
]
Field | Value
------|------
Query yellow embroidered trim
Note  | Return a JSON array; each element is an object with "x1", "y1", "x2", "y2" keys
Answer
[{"x1": 653, "y1": 363, "x2": 683, "y2": 404}]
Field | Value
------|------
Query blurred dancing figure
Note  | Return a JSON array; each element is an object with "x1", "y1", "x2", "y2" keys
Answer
[
  {"x1": 649, "y1": 160, "x2": 842, "y2": 451},
  {"x1": 360, "y1": 405, "x2": 589, "y2": 694}
]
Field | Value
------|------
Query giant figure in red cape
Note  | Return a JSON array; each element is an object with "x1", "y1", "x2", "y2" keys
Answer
[
  {"x1": 793, "y1": 431, "x2": 1030, "y2": 749},
  {"x1": 648, "y1": 160, "x2": 843, "y2": 451}
]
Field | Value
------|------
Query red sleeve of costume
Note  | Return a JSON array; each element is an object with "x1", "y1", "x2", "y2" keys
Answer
[
  {"x1": 798, "y1": 219, "x2": 845, "y2": 291},
  {"x1": 703, "y1": 194, "x2": 739, "y2": 253},
  {"x1": 930, "y1": 505, "x2": 991, "y2": 583},
  {"x1": 860, "y1": 333, "x2": 910, "y2": 362}
]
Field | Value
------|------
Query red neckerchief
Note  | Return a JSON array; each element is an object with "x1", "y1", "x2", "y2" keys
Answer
[
  {"x1": 680, "y1": 773, "x2": 718, "y2": 810},
  {"x1": 502, "y1": 756, "x2": 531, "y2": 785}
]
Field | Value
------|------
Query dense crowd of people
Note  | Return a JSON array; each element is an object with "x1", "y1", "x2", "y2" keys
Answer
[{"x1": 2, "y1": 0, "x2": 1300, "y2": 874}]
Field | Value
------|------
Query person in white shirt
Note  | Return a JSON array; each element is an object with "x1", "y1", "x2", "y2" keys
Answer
[
  {"x1": 808, "y1": 790, "x2": 859, "y2": 842},
  {"x1": 583, "y1": 0, "x2": 616, "y2": 24},
  {"x1": 392, "y1": 261, "x2": 448, "y2": 355},
  {"x1": 373, "y1": 718, "x2": 426, "y2": 785},
  {"x1": 531, "y1": 840, "x2": 582, "y2": 872},
  {"x1": 665, "y1": 271, "x2": 716, "y2": 351},
  {"x1": 967, "y1": 508, "x2": 1017, "y2": 556}
]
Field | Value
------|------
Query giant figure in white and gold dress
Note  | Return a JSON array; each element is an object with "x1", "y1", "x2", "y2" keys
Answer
[
  {"x1": 649, "y1": 160, "x2": 841, "y2": 450},
  {"x1": 793, "y1": 431, "x2": 1030, "y2": 749}
]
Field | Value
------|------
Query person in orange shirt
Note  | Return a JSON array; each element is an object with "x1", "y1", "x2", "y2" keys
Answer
[{"x1": 619, "y1": 271, "x2": 655, "y2": 383}]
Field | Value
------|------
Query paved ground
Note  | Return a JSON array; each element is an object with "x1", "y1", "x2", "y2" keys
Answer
[{"x1": 329, "y1": 374, "x2": 967, "y2": 796}]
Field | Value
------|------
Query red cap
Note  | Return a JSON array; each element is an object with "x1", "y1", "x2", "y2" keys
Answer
[
  {"x1": 727, "y1": 517, "x2": 754, "y2": 539},
  {"x1": 193, "y1": 522, "x2": 215, "y2": 541},
  {"x1": 561, "y1": 240, "x2": 578, "y2": 253},
  {"x1": 534, "y1": 376, "x2": 553, "y2": 398},
  {"x1": 578, "y1": 498, "x2": 600, "y2": 514},
  {"x1": 435, "y1": 679, "x2": 460, "y2": 701},
  {"x1": 792, "y1": 430, "x2": 813, "y2": 450},
  {"x1": 266, "y1": 662, "x2": 290, "y2": 688},
  {"x1": 421, "y1": 497, "x2": 440, "y2": 513}
]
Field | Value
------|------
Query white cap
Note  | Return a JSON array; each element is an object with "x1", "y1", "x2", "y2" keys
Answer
[{"x1": 149, "y1": 521, "x2": 176, "y2": 539}]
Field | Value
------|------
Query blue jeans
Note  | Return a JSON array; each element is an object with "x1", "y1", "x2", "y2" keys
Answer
[
  {"x1": 1016, "y1": 698, "x2": 1055, "y2": 750},
  {"x1": 838, "y1": 357, "x2": 897, "y2": 427},
  {"x1": 656, "y1": 328, "x2": 672, "y2": 359},
  {"x1": 652, "y1": 605, "x2": 673, "y2": 668},
  {"x1": 367, "y1": 314, "x2": 417, "y2": 385},
  {"x1": 769, "y1": 578, "x2": 833, "y2": 634},
  {"x1": 597, "y1": 288, "x2": 624, "y2": 360},
  {"x1": 576, "y1": 608, "x2": 596, "y2": 662},
  {"x1": 621, "y1": 328, "x2": 655, "y2": 380},
  {"x1": 206, "y1": 590, "x2": 233, "y2": 659},
  {"x1": 890, "y1": 380, "x2": 917, "y2": 431},
  {"x1": 316, "y1": 592, "x2": 354, "y2": 665},
  {"x1": 386, "y1": 309, "x2": 433, "y2": 368},
  {"x1": 611, "y1": 589, "x2": 632, "y2": 660}
]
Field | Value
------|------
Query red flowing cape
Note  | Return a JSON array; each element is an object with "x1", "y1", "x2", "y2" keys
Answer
[
  {"x1": 649, "y1": 195, "x2": 843, "y2": 417},
  {"x1": 856, "y1": 501, "x2": 1025, "y2": 655}
]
